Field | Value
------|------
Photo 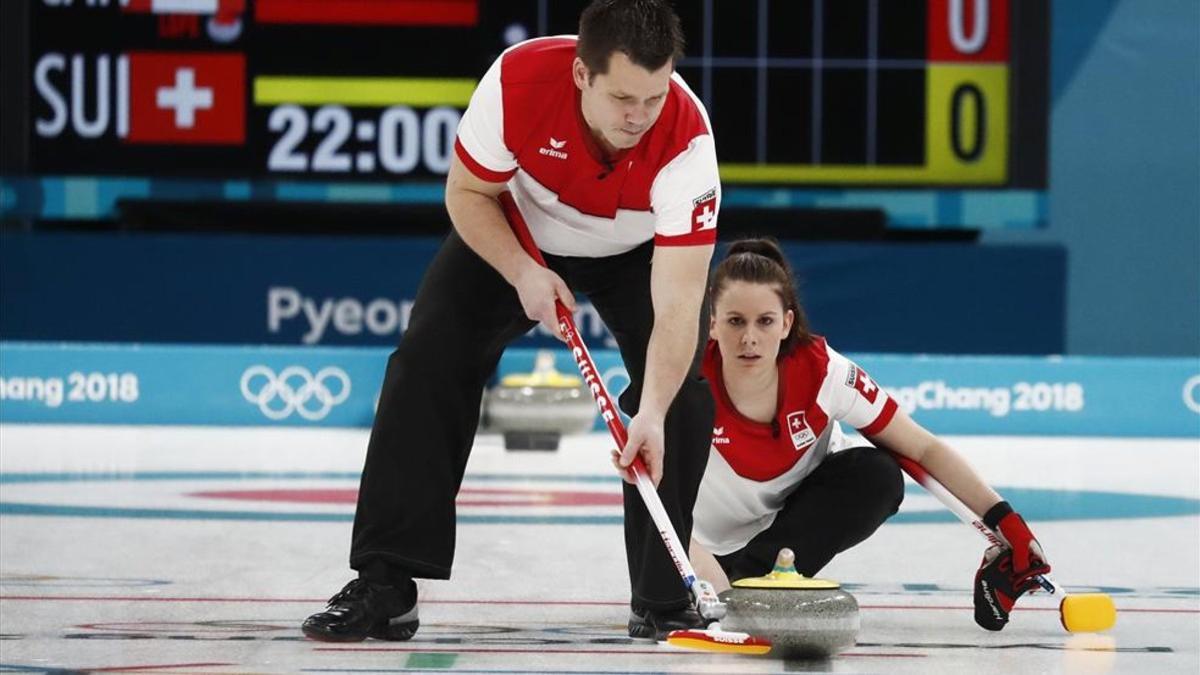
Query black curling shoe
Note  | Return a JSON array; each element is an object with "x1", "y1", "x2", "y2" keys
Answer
[
  {"x1": 302, "y1": 578, "x2": 419, "y2": 642},
  {"x1": 627, "y1": 604, "x2": 706, "y2": 640}
]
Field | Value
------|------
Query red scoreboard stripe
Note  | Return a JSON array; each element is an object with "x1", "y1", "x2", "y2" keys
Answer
[
  {"x1": 121, "y1": 0, "x2": 244, "y2": 14},
  {"x1": 255, "y1": 0, "x2": 478, "y2": 27}
]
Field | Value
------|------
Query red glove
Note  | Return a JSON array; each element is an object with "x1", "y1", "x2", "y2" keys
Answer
[
  {"x1": 974, "y1": 545, "x2": 1042, "y2": 630},
  {"x1": 972, "y1": 501, "x2": 1051, "y2": 631},
  {"x1": 984, "y1": 501, "x2": 1051, "y2": 587}
]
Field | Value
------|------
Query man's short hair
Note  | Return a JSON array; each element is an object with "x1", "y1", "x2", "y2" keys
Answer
[{"x1": 577, "y1": 0, "x2": 685, "y2": 79}]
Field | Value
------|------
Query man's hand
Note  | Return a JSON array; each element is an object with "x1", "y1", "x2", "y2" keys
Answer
[
  {"x1": 512, "y1": 263, "x2": 576, "y2": 342},
  {"x1": 612, "y1": 413, "x2": 665, "y2": 486}
]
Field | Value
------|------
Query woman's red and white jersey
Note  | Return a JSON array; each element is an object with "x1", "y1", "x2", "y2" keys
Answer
[
  {"x1": 693, "y1": 336, "x2": 899, "y2": 554},
  {"x1": 454, "y1": 36, "x2": 719, "y2": 257}
]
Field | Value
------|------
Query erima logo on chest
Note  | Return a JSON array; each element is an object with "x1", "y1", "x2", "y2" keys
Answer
[
  {"x1": 712, "y1": 426, "x2": 730, "y2": 445},
  {"x1": 538, "y1": 136, "x2": 568, "y2": 159}
]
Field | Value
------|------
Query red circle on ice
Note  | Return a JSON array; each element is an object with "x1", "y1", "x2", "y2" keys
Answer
[{"x1": 188, "y1": 487, "x2": 623, "y2": 507}]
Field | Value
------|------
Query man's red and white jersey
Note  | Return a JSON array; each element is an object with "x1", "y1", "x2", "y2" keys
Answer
[
  {"x1": 693, "y1": 336, "x2": 899, "y2": 554},
  {"x1": 454, "y1": 36, "x2": 719, "y2": 257}
]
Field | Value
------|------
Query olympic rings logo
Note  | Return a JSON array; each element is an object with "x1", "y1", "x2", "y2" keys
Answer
[
  {"x1": 240, "y1": 365, "x2": 351, "y2": 421},
  {"x1": 1184, "y1": 375, "x2": 1200, "y2": 415}
]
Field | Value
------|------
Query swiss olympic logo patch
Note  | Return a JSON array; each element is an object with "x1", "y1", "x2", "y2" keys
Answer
[
  {"x1": 786, "y1": 411, "x2": 816, "y2": 451},
  {"x1": 691, "y1": 187, "x2": 718, "y2": 232}
]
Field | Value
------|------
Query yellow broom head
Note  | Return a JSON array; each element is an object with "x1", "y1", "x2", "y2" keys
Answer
[{"x1": 1060, "y1": 593, "x2": 1117, "y2": 633}]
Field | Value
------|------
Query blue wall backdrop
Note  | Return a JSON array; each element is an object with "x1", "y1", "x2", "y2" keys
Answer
[
  {"x1": 983, "y1": 0, "x2": 1200, "y2": 356},
  {"x1": 0, "y1": 231, "x2": 1066, "y2": 355}
]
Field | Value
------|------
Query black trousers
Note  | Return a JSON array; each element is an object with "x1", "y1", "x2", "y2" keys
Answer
[
  {"x1": 716, "y1": 447, "x2": 904, "y2": 581},
  {"x1": 350, "y1": 231, "x2": 714, "y2": 610}
]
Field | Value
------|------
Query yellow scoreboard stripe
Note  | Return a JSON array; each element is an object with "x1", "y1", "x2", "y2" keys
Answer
[
  {"x1": 720, "y1": 163, "x2": 1004, "y2": 185},
  {"x1": 254, "y1": 77, "x2": 477, "y2": 107}
]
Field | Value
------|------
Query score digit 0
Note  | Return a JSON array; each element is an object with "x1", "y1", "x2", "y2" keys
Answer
[{"x1": 925, "y1": 64, "x2": 1008, "y2": 183}]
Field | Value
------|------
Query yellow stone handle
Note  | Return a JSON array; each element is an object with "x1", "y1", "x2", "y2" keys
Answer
[{"x1": 731, "y1": 548, "x2": 841, "y2": 590}]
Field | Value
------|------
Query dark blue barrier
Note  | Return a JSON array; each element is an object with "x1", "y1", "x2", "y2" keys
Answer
[{"x1": 0, "y1": 231, "x2": 1065, "y2": 354}]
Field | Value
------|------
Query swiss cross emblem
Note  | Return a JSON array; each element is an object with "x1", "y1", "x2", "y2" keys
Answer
[
  {"x1": 691, "y1": 187, "x2": 718, "y2": 232},
  {"x1": 126, "y1": 52, "x2": 245, "y2": 144},
  {"x1": 847, "y1": 365, "x2": 880, "y2": 403},
  {"x1": 785, "y1": 411, "x2": 816, "y2": 451}
]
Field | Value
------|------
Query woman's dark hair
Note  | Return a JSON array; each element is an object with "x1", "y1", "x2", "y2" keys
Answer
[
  {"x1": 577, "y1": 0, "x2": 685, "y2": 80},
  {"x1": 710, "y1": 238, "x2": 812, "y2": 357}
]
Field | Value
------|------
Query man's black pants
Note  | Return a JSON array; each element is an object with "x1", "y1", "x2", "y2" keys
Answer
[{"x1": 349, "y1": 231, "x2": 714, "y2": 610}]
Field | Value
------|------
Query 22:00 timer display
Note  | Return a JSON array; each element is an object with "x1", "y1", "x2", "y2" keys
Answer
[{"x1": 263, "y1": 104, "x2": 462, "y2": 175}]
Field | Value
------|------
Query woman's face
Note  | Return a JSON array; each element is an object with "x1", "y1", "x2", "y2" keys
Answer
[{"x1": 710, "y1": 280, "x2": 794, "y2": 371}]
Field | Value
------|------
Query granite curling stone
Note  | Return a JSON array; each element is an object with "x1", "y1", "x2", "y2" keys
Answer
[
  {"x1": 718, "y1": 548, "x2": 860, "y2": 659},
  {"x1": 486, "y1": 350, "x2": 597, "y2": 450}
]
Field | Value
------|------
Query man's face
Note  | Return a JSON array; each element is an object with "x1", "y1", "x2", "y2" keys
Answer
[{"x1": 574, "y1": 51, "x2": 672, "y2": 152}]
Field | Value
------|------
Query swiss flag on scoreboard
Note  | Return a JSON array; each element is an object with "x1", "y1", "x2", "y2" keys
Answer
[{"x1": 125, "y1": 52, "x2": 245, "y2": 144}]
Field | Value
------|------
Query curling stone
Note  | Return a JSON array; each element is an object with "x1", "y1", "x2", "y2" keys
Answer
[
  {"x1": 719, "y1": 548, "x2": 859, "y2": 659},
  {"x1": 486, "y1": 350, "x2": 597, "y2": 450}
]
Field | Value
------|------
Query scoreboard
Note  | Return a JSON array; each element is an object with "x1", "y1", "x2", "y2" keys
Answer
[
  {"x1": 5, "y1": 0, "x2": 1047, "y2": 218},
  {"x1": 681, "y1": 0, "x2": 1040, "y2": 185}
]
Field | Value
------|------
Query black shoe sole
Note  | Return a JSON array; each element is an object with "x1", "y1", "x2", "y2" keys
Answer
[
  {"x1": 301, "y1": 618, "x2": 420, "y2": 642},
  {"x1": 369, "y1": 618, "x2": 420, "y2": 641},
  {"x1": 628, "y1": 608, "x2": 706, "y2": 641},
  {"x1": 628, "y1": 616, "x2": 672, "y2": 641},
  {"x1": 628, "y1": 624, "x2": 664, "y2": 640},
  {"x1": 301, "y1": 622, "x2": 368, "y2": 643},
  {"x1": 302, "y1": 612, "x2": 420, "y2": 638}
]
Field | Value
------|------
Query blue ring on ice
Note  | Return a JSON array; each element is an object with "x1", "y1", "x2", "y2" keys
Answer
[{"x1": 0, "y1": 472, "x2": 1196, "y2": 524}]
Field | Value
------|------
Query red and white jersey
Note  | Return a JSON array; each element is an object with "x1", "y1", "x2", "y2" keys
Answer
[
  {"x1": 693, "y1": 336, "x2": 899, "y2": 554},
  {"x1": 454, "y1": 36, "x2": 719, "y2": 257}
]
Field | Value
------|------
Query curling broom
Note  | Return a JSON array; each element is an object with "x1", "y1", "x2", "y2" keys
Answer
[
  {"x1": 500, "y1": 192, "x2": 771, "y2": 655},
  {"x1": 891, "y1": 452, "x2": 1117, "y2": 633}
]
